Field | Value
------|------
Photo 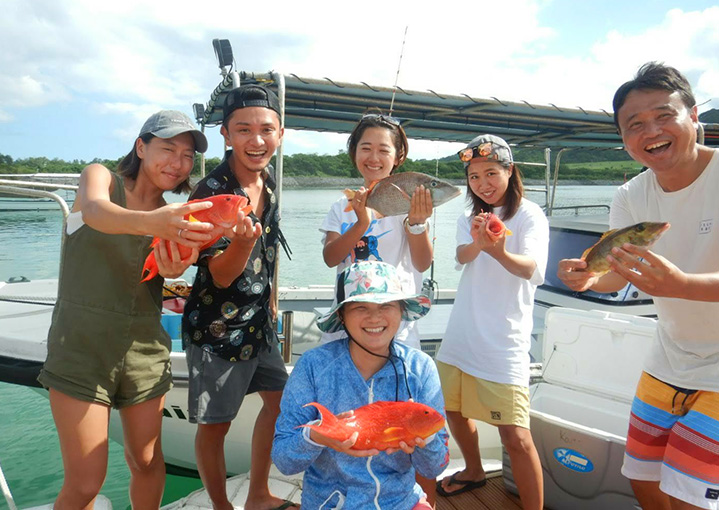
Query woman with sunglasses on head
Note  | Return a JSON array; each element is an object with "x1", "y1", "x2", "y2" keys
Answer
[
  {"x1": 434, "y1": 135, "x2": 548, "y2": 510},
  {"x1": 37, "y1": 111, "x2": 220, "y2": 510},
  {"x1": 320, "y1": 111, "x2": 434, "y2": 350}
]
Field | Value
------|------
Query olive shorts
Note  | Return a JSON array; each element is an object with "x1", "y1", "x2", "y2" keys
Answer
[{"x1": 39, "y1": 301, "x2": 172, "y2": 409}]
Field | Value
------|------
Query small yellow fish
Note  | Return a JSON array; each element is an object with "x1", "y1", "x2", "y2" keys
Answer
[{"x1": 580, "y1": 221, "x2": 670, "y2": 275}]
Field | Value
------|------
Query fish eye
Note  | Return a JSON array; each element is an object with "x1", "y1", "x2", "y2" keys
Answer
[
  {"x1": 430, "y1": 181, "x2": 438, "y2": 187},
  {"x1": 637, "y1": 224, "x2": 645, "y2": 231}
]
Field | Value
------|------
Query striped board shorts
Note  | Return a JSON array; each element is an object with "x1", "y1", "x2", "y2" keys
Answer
[{"x1": 621, "y1": 371, "x2": 719, "y2": 509}]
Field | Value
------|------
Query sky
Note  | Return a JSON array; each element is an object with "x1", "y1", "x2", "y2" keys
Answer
[{"x1": 1, "y1": 0, "x2": 718, "y2": 163}]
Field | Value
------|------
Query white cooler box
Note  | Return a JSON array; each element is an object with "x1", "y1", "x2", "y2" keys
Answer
[{"x1": 503, "y1": 307, "x2": 656, "y2": 510}]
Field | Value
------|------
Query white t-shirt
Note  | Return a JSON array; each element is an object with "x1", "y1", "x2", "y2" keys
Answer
[
  {"x1": 610, "y1": 150, "x2": 719, "y2": 391},
  {"x1": 319, "y1": 197, "x2": 424, "y2": 348},
  {"x1": 436, "y1": 199, "x2": 549, "y2": 387}
]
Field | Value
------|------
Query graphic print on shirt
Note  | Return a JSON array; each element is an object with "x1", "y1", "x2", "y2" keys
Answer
[{"x1": 340, "y1": 219, "x2": 392, "y2": 263}]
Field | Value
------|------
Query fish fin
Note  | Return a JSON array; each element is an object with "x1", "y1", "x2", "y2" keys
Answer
[
  {"x1": 367, "y1": 180, "x2": 380, "y2": 192},
  {"x1": 580, "y1": 229, "x2": 616, "y2": 260},
  {"x1": 188, "y1": 214, "x2": 198, "y2": 223},
  {"x1": 343, "y1": 189, "x2": 356, "y2": 212},
  {"x1": 381, "y1": 427, "x2": 406, "y2": 442},
  {"x1": 505, "y1": 228, "x2": 513, "y2": 236},
  {"x1": 389, "y1": 182, "x2": 412, "y2": 201},
  {"x1": 240, "y1": 205, "x2": 253, "y2": 215}
]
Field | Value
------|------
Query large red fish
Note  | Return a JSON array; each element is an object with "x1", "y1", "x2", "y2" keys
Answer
[
  {"x1": 140, "y1": 194, "x2": 252, "y2": 282},
  {"x1": 300, "y1": 401, "x2": 445, "y2": 451}
]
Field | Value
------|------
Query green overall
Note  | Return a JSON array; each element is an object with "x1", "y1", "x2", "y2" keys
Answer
[{"x1": 38, "y1": 173, "x2": 172, "y2": 408}]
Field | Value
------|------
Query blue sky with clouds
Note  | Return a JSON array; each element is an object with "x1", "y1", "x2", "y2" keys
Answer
[{"x1": 1, "y1": 0, "x2": 717, "y2": 163}]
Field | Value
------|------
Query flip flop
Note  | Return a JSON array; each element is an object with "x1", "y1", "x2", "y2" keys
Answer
[
  {"x1": 436, "y1": 473, "x2": 487, "y2": 497},
  {"x1": 271, "y1": 500, "x2": 300, "y2": 510}
]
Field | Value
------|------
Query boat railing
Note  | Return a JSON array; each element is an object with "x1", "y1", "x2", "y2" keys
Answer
[
  {"x1": 0, "y1": 178, "x2": 77, "y2": 277},
  {"x1": 550, "y1": 204, "x2": 611, "y2": 215}
]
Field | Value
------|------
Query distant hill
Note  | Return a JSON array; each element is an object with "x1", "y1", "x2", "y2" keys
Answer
[{"x1": 0, "y1": 147, "x2": 640, "y2": 184}]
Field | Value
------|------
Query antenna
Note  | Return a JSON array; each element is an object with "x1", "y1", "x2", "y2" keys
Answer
[{"x1": 389, "y1": 26, "x2": 408, "y2": 116}]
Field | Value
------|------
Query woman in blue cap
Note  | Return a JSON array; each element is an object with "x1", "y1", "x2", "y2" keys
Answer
[
  {"x1": 38, "y1": 111, "x2": 219, "y2": 510},
  {"x1": 273, "y1": 260, "x2": 448, "y2": 510}
]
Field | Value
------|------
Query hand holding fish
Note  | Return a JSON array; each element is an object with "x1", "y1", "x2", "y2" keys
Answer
[
  {"x1": 384, "y1": 436, "x2": 427, "y2": 455},
  {"x1": 406, "y1": 185, "x2": 433, "y2": 227},
  {"x1": 345, "y1": 187, "x2": 372, "y2": 225},
  {"x1": 148, "y1": 200, "x2": 217, "y2": 248},
  {"x1": 607, "y1": 244, "x2": 688, "y2": 298},
  {"x1": 309, "y1": 428, "x2": 381, "y2": 458},
  {"x1": 222, "y1": 209, "x2": 263, "y2": 245},
  {"x1": 470, "y1": 213, "x2": 508, "y2": 253},
  {"x1": 154, "y1": 240, "x2": 200, "y2": 279},
  {"x1": 556, "y1": 258, "x2": 601, "y2": 292}
]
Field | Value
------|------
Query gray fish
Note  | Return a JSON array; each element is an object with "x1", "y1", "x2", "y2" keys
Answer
[
  {"x1": 581, "y1": 221, "x2": 670, "y2": 275},
  {"x1": 343, "y1": 172, "x2": 461, "y2": 217}
]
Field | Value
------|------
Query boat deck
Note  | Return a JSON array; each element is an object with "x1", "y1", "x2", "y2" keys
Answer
[{"x1": 436, "y1": 476, "x2": 525, "y2": 510}]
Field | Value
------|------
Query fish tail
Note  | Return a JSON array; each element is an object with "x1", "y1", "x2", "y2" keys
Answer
[
  {"x1": 140, "y1": 252, "x2": 159, "y2": 283},
  {"x1": 302, "y1": 402, "x2": 340, "y2": 430}
]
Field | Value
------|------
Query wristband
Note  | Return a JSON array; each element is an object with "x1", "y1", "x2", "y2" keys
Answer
[{"x1": 404, "y1": 217, "x2": 428, "y2": 235}]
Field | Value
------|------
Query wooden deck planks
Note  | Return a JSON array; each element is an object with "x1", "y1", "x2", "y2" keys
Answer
[{"x1": 436, "y1": 476, "x2": 524, "y2": 510}]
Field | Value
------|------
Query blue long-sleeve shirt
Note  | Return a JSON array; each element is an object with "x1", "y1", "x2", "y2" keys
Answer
[{"x1": 272, "y1": 339, "x2": 449, "y2": 510}]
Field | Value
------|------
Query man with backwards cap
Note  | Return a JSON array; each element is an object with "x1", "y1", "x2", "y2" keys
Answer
[{"x1": 181, "y1": 85, "x2": 298, "y2": 510}]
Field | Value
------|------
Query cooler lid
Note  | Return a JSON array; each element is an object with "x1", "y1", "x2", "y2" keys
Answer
[{"x1": 542, "y1": 307, "x2": 656, "y2": 402}]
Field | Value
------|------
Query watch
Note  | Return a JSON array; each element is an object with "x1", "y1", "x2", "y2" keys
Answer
[{"x1": 404, "y1": 217, "x2": 428, "y2": 235}]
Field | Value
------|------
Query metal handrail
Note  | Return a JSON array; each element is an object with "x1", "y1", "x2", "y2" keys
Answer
[
  {"x1": 0, "y1": 181, "x2": 75, "y2": 278},
  {"x1": 550, "y1": 204, "x2": 610, "y2": 215}
]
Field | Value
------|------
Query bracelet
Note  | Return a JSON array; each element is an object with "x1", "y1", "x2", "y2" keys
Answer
[{"x1": 404, "y1": 217, "x2": 428, "y2": 235}]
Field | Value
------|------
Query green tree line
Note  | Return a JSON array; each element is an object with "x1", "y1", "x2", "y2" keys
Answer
[{"x1": 0, "y1": 147, "x2": 641, "y2": 182}]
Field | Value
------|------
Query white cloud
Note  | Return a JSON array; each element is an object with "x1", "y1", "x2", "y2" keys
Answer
[{"x1": 1, "y1": 1, "x2": 717, "y2": 159}]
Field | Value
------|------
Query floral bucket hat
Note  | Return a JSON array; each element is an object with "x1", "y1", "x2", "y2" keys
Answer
[{"x1": 317, "y1": 260, "x2": 431, "y2": 333}]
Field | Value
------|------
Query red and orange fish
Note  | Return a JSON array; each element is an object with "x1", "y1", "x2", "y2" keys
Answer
[
  {"x1": 300, "y1": 401, "x2": 445, "y2": 451},
  {"x1": 485, "y1": 212, "x2": 512, "y2": 239},
  {"x1": 140, "y1": 194, "x2": 252, "y2": 282}
]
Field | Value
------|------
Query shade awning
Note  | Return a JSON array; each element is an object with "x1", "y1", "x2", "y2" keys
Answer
[{"x1": 197, "y1": 71, "x2": 719, "y2": 148}]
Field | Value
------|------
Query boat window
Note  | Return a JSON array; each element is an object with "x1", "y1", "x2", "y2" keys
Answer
[{"x1": 542, "y1": 227, "x2": 653, "y2": 305}]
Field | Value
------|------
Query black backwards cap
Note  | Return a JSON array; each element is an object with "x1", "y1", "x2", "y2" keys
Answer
[{"x1": 223, "y1": 84, "x2": 281, "y2": 123}]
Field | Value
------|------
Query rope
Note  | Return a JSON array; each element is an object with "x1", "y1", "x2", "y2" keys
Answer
[
  {"x1": 388, "y1": 26, "x2": 408, "y2": 116},
  {"x1": 0, "y1": 296, "x2": 56, "y2": 306}
]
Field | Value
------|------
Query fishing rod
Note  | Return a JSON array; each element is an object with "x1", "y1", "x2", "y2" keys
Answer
[{"x1": 388, "y1": 26, "x2": 408, "y2": 116}]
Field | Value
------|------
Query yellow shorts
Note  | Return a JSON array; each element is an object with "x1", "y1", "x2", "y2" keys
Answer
[{"x1": 436, "y1": 361, "x2": 530, "y2": 428}]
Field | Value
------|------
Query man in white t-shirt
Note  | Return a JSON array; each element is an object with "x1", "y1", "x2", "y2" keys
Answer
[{"x1": 558, "y1": 62, "x2": 719, "y2": 510}]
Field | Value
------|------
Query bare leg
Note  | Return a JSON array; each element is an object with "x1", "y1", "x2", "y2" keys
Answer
[
  {"x1": 438, "y1": 410, "x2": 486, "y2": 494},
  {"x1": 195, "y1": 421, "x2": 233, "y2": 510},
  {"x1": 244, "y1": 390, "x2": 298, "y2": 510},
  {"x1": 499, "y1": 425, "x2": 543, "y2": 510},
  {"x1": 120, "y1": 395, "x2": 166, "y2": 510},
  {"x1": 49, "y1": 389, "x2": 111, "y2": 510},
  {"x1": 630, "y1": 480, "x2": 671, "y2": 510},
  {"x1": 416, "y1": 473, "x2": 436, "y2": 507}
]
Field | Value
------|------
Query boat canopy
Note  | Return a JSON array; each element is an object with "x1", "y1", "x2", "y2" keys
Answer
[{"x1": 196, "y1": 71, "x2": 719, "y2": 148}]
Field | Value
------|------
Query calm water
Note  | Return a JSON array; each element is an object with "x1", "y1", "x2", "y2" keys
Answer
[{"x1": 0, "y1": 185, "x2": 617, "y2": 509}]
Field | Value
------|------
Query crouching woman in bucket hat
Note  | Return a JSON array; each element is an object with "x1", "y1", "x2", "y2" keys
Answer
[{"x1": 272, "y1": 261, "x2": 449, "y2": 510}]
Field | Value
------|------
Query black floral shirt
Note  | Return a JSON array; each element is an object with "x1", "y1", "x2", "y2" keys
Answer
[{"x1": 182, "y1": 152, "x2": 282, "y2": 361}]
